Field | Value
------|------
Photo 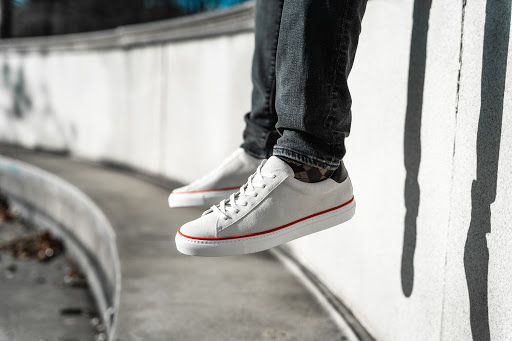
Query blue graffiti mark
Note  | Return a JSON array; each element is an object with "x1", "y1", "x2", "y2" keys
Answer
[{"x1": 0, "y1": 161, "x2": 21, "y2": 175}]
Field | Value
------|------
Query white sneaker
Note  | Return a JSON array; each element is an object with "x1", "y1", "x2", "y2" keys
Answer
[
  {"x1": 168, "y1": 148, "x2": 262, "y2": 208},
  {"x1": 175, "y1": 156, "x2": 355, "y2": 256}
]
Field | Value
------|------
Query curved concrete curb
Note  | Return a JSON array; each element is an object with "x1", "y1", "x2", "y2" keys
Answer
[{"x1": 0, "y1": 156, "x2": 120, "y2": 339}]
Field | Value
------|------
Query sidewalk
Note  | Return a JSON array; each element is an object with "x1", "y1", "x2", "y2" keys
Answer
[{"x1": 1, "y1": 145, "x2": 349, "y2": 341}]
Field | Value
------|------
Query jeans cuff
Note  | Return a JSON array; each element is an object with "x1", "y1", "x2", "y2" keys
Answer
[
  {"x1": 273, "y1": 147, "x2": 340, "y2": 170},
  {"x1": 241, "y1": 143, "x2": 267, "y2": 159}
]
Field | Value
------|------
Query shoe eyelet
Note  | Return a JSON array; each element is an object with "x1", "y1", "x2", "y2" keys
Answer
[
  {"x1": 272, "y1": 175, "x2": 277, "y2": 179},
  {"x1": 262, "y1": 184, "x2": 267, "y2": 188},
  {"x1": 254, "y1": 193, "x2": 258, "y2": 197}
]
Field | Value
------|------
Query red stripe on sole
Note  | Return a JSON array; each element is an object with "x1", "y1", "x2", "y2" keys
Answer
[{"x1": 178, "y1": 196, "x2": 355, "y2": 241}]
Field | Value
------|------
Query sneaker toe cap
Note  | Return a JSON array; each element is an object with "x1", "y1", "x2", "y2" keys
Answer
[{"x1": 178, "y1": 213, "x2": 219, "y2": 239}]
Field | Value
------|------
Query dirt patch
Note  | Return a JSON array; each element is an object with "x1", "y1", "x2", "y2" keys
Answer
[
  {"x1": 0, "y1": 230, "x2": 64, "y2": 261},
  {"x1": 0, "y1": 191, "x2": 15, "y2": 222}
]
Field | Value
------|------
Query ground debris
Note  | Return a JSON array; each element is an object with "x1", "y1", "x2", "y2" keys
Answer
[
  {"x1": 0, "y1": 191, "x2": 16, "y2": 222},
  {"x1": 0, "y1": 206, "x2": 100, "y2": 340},
  {"x1": 5, "y1": 263, "x2": 17, "y2": 279},
  {"x1": 63, "y1": 260, "x2": 88, "y2": 288},
  {"x1": 60, "y1": 307, "x2": 83, "y2": 316},
  {"x1": 0, "y1": 230, "x2": 64, "y2": 261}
]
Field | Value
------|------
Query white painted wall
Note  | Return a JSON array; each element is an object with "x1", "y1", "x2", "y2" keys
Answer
[
  {"x1": 284, "y1": 0, "x2": 462, "y2": 340},
  {"x1": 0, "y1": 34, "x2": 251, "y2": 181},
  {"x1": 1, "y1": 1, "x2": 511, "y2": 340}
]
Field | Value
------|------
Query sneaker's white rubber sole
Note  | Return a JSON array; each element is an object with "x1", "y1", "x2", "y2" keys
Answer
[
  {"x1": 175, "y1": 197, "x2": 356, "y2": 257},
  {"x1": 168, "y1": 188, "x2": 239, "y2": 208}
]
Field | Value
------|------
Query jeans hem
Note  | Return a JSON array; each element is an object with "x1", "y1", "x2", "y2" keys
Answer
[
  {"x1": 241, "y1": 144, "x2": 268, "y2": 160},
  {"x1": 273, "y1": 147, "x2": 340, "y2": 170}
]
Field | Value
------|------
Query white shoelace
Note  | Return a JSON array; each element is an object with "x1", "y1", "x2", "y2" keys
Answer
[{"x1": 208, "y1": 164, "x2": 276, "y2": 220}]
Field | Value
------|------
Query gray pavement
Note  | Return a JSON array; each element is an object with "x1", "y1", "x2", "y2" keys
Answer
[
  {"x1": 0, "y1": 145, "x2": 348, "y2": 341},
  {"x1": 0, "y1": 219, "x2": 101, "y2": 341}
]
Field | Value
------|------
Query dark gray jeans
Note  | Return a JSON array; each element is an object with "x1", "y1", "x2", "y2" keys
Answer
[{"x1": 241, "y1": 0, "x2": 368, "y2": 170}]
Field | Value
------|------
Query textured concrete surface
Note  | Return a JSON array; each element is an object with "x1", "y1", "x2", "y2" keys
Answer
[
  {"x1": 0, "y1": 153, "x2": 119, "y2": 332},
  {"x1": 0, "y1": 146, "x2": 348, "y2": 341},
  {"x1": 0, "y1": 220, "x2": 101, "y2": 341},
  {"x1": 441, "y1": 1, "x2": 512, "y2": 341}
]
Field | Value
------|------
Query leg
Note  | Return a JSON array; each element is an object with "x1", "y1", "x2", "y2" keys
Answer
[
  {"x1": 273, "y1": 0, "x2": 368, "y2": 170},
  {"x1": 174, "y1": 0, "x2": 368, "y2": 256},
  {"x1": 169, "y1": 0, "x2": 285, "y2": 207},
  {"x1": 241, "y1": 0, "x2": 284, "y2": 159}
]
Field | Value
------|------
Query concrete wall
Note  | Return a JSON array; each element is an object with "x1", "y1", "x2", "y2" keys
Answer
[
  {"x1": 0, "y1": 4, "x2": 253, "y2": 182},
  {"x1": 1, "y1": 1, "x2": 511, "y2": 340}
]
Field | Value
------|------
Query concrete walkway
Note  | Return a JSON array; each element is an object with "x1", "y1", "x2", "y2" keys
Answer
[{"x1": 1, "y1": 145, "x2": 349, "y2": 341}]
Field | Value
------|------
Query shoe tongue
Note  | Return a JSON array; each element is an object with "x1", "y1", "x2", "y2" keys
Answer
[{"x1": 261, "y1": 156, "x2": 294, "y2": 176}]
